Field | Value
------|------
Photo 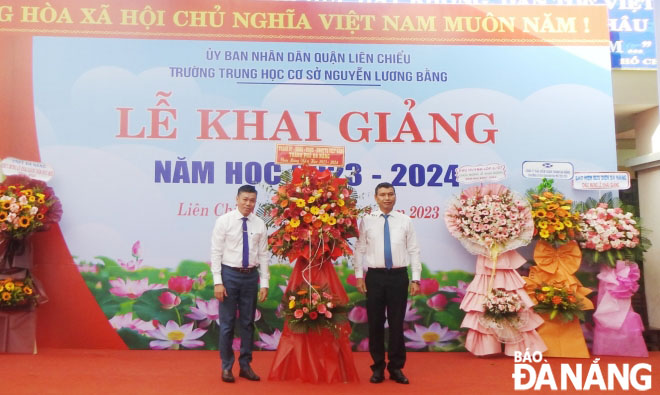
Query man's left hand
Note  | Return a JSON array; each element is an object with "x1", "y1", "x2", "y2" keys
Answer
[
  {"x1": 258, "y1": 287, "x2": 268, "y2": 302},
  {"x1": 410, "y1": 281, "x2": 420, "y2": 296}
]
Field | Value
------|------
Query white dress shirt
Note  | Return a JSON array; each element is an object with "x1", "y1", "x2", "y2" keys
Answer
[
  {"x1": 211, "y1": 209, "x2": 270, "y2": 288},
  {"x1": 354, "y1": 210, "x2": 421, "y2": 281}
]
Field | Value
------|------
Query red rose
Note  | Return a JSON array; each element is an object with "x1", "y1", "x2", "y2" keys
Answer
[{"x1": 309, "y1": 311, "x2": 318, "y2": 320}]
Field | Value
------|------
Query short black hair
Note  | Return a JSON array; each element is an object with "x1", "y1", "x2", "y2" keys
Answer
[
  {"x1": 237, "y1": 184, "x2": 257, "y2": 196},
  {"x1": 375, "y1": 182, "x2": 395, "y2": 195}
]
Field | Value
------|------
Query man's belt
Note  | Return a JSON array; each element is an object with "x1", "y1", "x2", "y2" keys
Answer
[{"x1": 222, "y1": 264, "x2": 257, "y2": 274}]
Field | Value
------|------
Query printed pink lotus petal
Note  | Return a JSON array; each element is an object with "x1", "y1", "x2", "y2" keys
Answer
[{"x1": 254, "y1": 329, "x2": 282, "y2": 350}]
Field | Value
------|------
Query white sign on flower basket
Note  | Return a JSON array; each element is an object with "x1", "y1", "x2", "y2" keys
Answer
[
  {"x1": 1, "y1": 157, "x2": 54, "y2": 181},
  {"x1": 572, "y1": 171, "x2": 630, "y2": 190},
  {"x1": 456, "y1": 163, "x2": 506, "y2": 185},
  {"x1": 522, "y1": 161, "x2": 573, "y2": 179}
]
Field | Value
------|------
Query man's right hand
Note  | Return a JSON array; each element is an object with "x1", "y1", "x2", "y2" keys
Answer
[
  {"x1": 214, "y1": 284, "x2": 227, "y2": 301},
  {"x1": 356, "y1": 278, "x2": 367, "y2": 294}
]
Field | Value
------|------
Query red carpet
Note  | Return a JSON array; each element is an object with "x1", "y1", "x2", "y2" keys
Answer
[{"x1": 2, "y1": 349, "x2": 660, "y2": 394}]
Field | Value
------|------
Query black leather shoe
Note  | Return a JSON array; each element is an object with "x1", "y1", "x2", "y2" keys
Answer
[
  {"x1": 389, "y1": 369, "x2": 409, "y2": 384},
  {"x1": 239, "y1": 366, "x2": 261, "y2": 381},
  {"x1": 369, "y1": 370, "x2": 385, "y2": 383},
  {"x1": 221, "y1": 370, "x2": 235, "y2": 383}
]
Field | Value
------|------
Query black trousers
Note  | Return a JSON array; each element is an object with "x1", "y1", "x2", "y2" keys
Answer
[{"x1": 365, "y1": 268, "x2": 409, "y2": 372}]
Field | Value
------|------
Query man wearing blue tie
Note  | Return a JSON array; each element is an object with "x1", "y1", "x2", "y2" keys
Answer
[
  {"x1": 354, "y1": 182, "x2": 421, "y2": 385},
  {"x1": 211, "y1": 185, "x2": 269, "y2": 383}
]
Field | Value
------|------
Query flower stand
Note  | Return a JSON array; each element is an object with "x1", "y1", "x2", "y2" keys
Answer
[
  {"x1": 524, "y1": 240, "x2": 593, "y2": 358},
  {"x1": 0, "y1": 309, "x2": 37, "y2": 353},
  {"x1": 592, "y1": 261, "x2": 648, "y2": 357},
  {"x1": 460, "y1": 250, "x2": 546, "y2": 356},
  {"x1": 535, "y1": 314, "x2": 589, "y2": 358}
]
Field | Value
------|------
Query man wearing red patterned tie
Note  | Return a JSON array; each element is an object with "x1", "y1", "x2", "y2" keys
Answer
[
  {"x1": 211, "y1": 185, "x2": 269, "y2": 383},
  {"x1": 354, "y1": 182, "x2": 421, "y2": 385}
]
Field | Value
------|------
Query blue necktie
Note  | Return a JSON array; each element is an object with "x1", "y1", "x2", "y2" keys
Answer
[
  {"x1": 241, "y1": 217, "x2": 249, "y2": 268},
  {"x1": 383, "y1": 214, "x2": 393, "y2": 269}
]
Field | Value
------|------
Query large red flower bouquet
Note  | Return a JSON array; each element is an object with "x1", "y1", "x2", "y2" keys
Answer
[
  {"x1": 264, "y1": 165, "x2": 361, "y2": 264},
  {"x1": 1, "y1": 175, "x2": 62, "y2": 270}
]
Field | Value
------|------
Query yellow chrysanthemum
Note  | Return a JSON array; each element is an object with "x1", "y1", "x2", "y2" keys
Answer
[
  {"x1": 542, "y1": 286, "x2": 551, "y2": 292},
  {"x1": 37, "y1": 197, "x2": 45, "y2": 204},
  {"x1": 319, "y1": 213, "x2": 330, "y2": 223},
  {"x1": 295, "y1": 199, "x2": 306, "y2": 208},
  {"x1": 4, "y1": 282, "x2": 14, "y2": 291},
  {"x1": 0, "y1": 201, "x2": 10, "y2": 210},
  {"x1": 310, "y1": 206, "x2": 320, "y2": 215},
  {"x1": 539, "y1": 229, "x2": 550, "y2": 238},
  {"x1": 28, "y1": 196, "x2": 36, "y2": 202},
  {"x1": 36, "y1": 193, "x2": 45, "y2": 199},
  {"x1": 288, "y1": 300, "x2": 295, "y2": 309},
  {"x1": 290, "y1": 218, "x2": 301, "y2": 228},
  {"x1": 1, "y1": 292, "x2": 11, "y2": 301},
  {"x1": 327, "y1": 217, "x2": 337, "y2": 225},
  {"x1": 555, "y1": 222, "x2": 565, "y2": 231},
  {"x1": 0, "y1": 284, "x2": 4, "y2": 292},
  {"x1": 23, "y1": 189, "x2": 33, "y2": 196},
  {"x1": 307, "y1": 196, "x2": 316, "y2": 204},
  {"x1": 0, "y1": 212, "x2": 7, "y2": 221},
  {"x1": 535, "y1": 209, "x2": 547, "y2": 218},
  {"x1": 537, "y1": 221, "x2": 548, "y2": 229},
  {"x1": 337, "y1": 199, "x2": 345, "y2": 207},
  {"x1": 563, "y1": 219, "x2": 573, "y2": 228}
]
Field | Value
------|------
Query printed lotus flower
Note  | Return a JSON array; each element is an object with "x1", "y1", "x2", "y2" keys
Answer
[
  {"x1": 131, "y1": 240, "x2": 142, "y2": 258},
  {"x1": 356, "y1": 337, "x2": 369, "y2": 352},
  {"x1": 255, "y1": 329, "x2": 282, "y2": 350},
  {"x1": 109, "y1": 278, "x2": 165, "y2": 299},
  {"x1": 232, "y1": 337, "x2": 241, "y2": 351},
  {"x1": 168, "y1": 276, "x2": 194, "y2": 293},
  {"x1": 76, "y1": 263, "x2": 98, "y2": 273},
  {"x1": 426, "y1": 293, "x2": 448, "y2": 311},
  {"x1": 348, "y1": 305, "x2": 368, "y2": 323},
  {"x1": 419, "y1": 278, "x2": 439, "y2": 295},
  {"x1": 185, "y1": 298, "x2": 220, "y2": 327},
  {"x1": 108, "y1": 313, "x2": 156, "y2": 334},
  {"x1": 404, "y1": 323, "x2": 461, "y2": 349},
  {"x1": 404, "y1": 300, "x2": 422, "y2": 322},
  {"x1": 186, "y1": 298, "x2": 220, "y2": 328},
  {"x1": 440, "y1": 280, "x2": 469, "y2": 303},
  {"x1": 148, "y1": 321, "x2": 207, "y2": 350},
  {"x1": 158, "y1": 291, "x2": 181, "y2": 310},
  {"x1": 118, "y1": 258, "x2": 143, "y2": 272}
]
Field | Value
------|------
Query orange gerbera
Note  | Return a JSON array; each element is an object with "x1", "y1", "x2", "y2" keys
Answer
[
  {"x1": 303, "y1": 213, "x2": 313, "y2": 223},
  {"x1": 546, "y1": 203, "x2": 559, "y2": 211},
  {"x1": 551, "y1": 296, "x2": 562, "y2": 305},
  {"x1": 1, "y1": 292, "x2": 10, "y2": 301},
  {"x1": 280, "y1": 199, "x2": 289, "y2": 208},
  {"x1": 23, "y1": 286, "x2": 33, "y2": 295}
]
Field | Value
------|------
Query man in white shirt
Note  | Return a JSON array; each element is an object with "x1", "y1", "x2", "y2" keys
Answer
[
  {"x1": 354, "y1": 182, "x2": 421, "y2": 385},
  {"x1": 211, "y1": 184, "x2": 269, "y2": 383}
]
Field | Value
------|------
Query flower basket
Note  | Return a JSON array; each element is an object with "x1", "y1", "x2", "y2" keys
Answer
[
  {"x1": 0, "y1": 268, "x2": 43, "y2": 354},
  {"x1": 0, "y1": 308, "x2": 37, "y2": 353}
]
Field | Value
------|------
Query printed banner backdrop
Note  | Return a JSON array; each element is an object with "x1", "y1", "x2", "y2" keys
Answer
[{"x1": 10, "y1": 0, "x2": 615, "y2": 350}]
